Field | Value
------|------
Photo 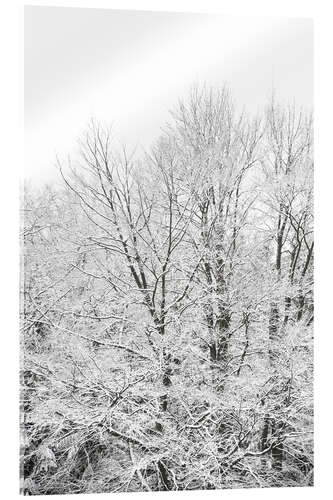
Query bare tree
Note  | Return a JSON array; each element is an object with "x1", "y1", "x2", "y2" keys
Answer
[
  {"x1": 158, "y1": 87, "x2": 263, "y2": 389},
  {"x1": 258, "y1": 100, "x2": 313, "y2": 470}
]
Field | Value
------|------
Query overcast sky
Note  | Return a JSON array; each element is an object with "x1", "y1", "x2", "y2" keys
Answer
[{"x1": 24, "y1": 7, "x2": 313, "y2": 184}]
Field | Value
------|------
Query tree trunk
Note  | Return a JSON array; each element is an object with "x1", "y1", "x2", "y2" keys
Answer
[
  {"x1": 296, "y1": 290, "x2": 305, "y2": 322},
  {"x1": 268, "y1": 303, "x2": 279, "y2": 362},
  {"x1": 283, "y1": 296, "x2": 291, "y2": 326},
  {"x1": 271, "y1": 420, "x2": 283, "y2": 471}
]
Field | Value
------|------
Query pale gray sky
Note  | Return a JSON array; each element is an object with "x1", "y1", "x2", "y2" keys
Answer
[{"x1": 25, "y1": 7, "x2": 313, "y2": 183}]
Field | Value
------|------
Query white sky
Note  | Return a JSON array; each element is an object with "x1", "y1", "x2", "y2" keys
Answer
[{"x1": 24, "y1": 7, "x2": 313, "y2": 184}]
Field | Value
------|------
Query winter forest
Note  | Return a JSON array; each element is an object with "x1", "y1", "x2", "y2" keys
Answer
[{"x1": 21, "y1": 87, "x2": 314, "y2": 495}]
